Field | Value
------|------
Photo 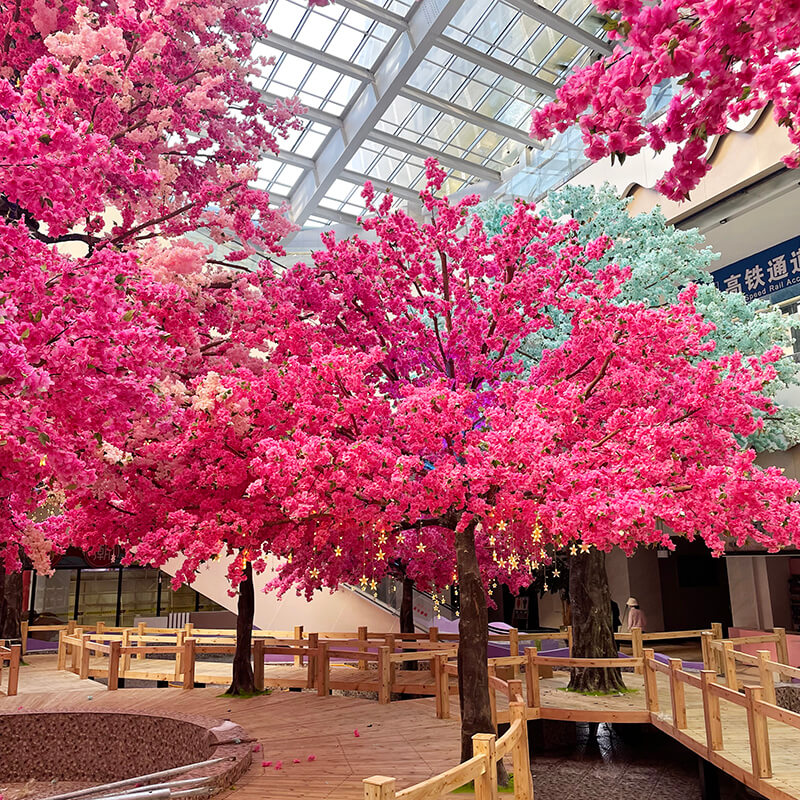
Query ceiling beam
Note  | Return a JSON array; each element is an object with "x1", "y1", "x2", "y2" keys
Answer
[
  {"x1": 367, "y1": 129, "x2": 501, "y2": 183},
  {"x1": 259, "y1": 33, "x2": 374, "y2": 83},
  {"x1": 398, "y1": 85, "x2": 537, "y2": 149},
  {"x1": 504, "y1": 0, "x2": 612, "y2": 56},
  {"x1": 261, "y1": 91, "x2": 343, "y2": 129},
  {"x1": 434, "y1": 35, "x2": 556, "y2": 98},
  {"x1": 275, "y1": 150, "x2": 315, "y2": 171},
  {"x1": 340, "y1": 169, "x2": 422, "y2": 203},
  {"x1": 289, "y1": 0, "x2": 466, "y2": 225},
  {"x1": 333, "y1": 0, "x2": 408, "y2": 29}
]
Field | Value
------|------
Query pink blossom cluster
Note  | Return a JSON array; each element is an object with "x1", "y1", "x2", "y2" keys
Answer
[
  {"x1": 531, "y1": 1, "x2": 800, "y2": 199},
  {"x1": 0, "y1": 0, "x2": 303, "y2": 252},
  {"x1": 0, "y1": 0, "x2": 328, "y2": 570}
]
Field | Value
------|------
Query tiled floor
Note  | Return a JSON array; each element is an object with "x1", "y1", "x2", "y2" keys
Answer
[{"x1": 531, "y1": 722, "x2": 755, "y2": 800}]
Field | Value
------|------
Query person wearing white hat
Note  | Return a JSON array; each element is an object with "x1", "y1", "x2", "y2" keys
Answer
[{"x1": 622, "y1": 596, "x2": 647, "y2": 632}]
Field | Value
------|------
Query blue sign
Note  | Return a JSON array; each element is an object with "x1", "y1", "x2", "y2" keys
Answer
[{"x1": 713, "y1": 234, "x2": 800, "y2": 301}]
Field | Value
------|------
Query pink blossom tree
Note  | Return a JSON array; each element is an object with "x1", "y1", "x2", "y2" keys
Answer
[
  {"x1": 0, "y1": 0, "x2": 303, "y2": 644},
  {"x1": 64, "y1": 162, "x2": 800, "y2": 757},
  {"x1": 531, "y1": 1, "x2": 800, "y2": 199}
]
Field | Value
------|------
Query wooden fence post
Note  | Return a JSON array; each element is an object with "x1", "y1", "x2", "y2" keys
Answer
[
  {"x1": 386, "y1": 634, "x2": 397, "y2": 686},
  {"x1": 509, "y1": 628, "x2": 520, "y2": 679},
  {"x1": 668, "y1": 659, "x2": 686, "y2": 729},
  {"x1": 774, "y1": 627, "x2": 789, "y2": 680},
  {"x1": 108, "y1": 641, "x2": 121, "y2": 691},
  {"x1": 253, "y1": 639, "x2": 265, "y2": 691},
  {"x1": 363, "y1": 776, "x2": 396, "y2": 800},
  {"x1": 509, "y1": 701, "x2": 534, "y2": 800},
  {"x1": 711, "y1": 623, "x2": 723, "y2": 673},
  {"x1": 307, "y1": 632, "x2": 319, "y2": 689},
  {"x1": 378, "y1": 646, "x2": 391, "y2": 704},
  {"x1": 433, "y1": 654, "x2": 449, "y2": 719},
  {"x1": 631, "y1": 627, "x2": 644, "y2": 674},
  {"x1": 57, "y1": 629, "x2": 67, "y2": 671},
  {"x1": 136, "y1": 622, "x2": 146, "y2": 660},
  {"x1": 472, "y1": 733, "x2": 498, "y2": 800},
  {"x1": 182, "y1": 637, "x2": 196, "y2": 690},
  {"x1": 643, "y1": 648, "x2": 659, "y2": 713},
  {"x1": 723, "y1": 641, "x2": 738, "y2": 691},
  {"x1": 67, "y1": 620, "x2": 76, "y2": 635},
  {"x1": 316, "y1": 641, "x2": 330, "y2": 697},
  {"x1": 96, "y1": 621, "x2": 106, "y2": 635},
  {"x1": 173, "y1": 630, "x2": 184, "y2": 682},
  {"x1": 79, "y1": 633, "x2": 91, "y2": 680},
  {"x1": 294, "y1": 625, "x2": 305, "y2": 668},
  {"x1": 121, "y1": 628, "x2": 132, "y2": 675},
  {"x1": 745, "y1": 686, "x2": 772, "y2": 779},
  {"x1": 20, "y1": 621, "x2": 28, "y2": 655},
  {"x1": 700, "y1": 670, "x2": 723, "y2": 751},
  {"x1": 7, "y1": 644, "x2": 21, "y2": 696},
  {"x1": 757, "y1": 650, "x2": 776, "y2": 706},
  {"x1": 701, "y1": 631, "x2": 713, "y2": 671},
  {"x1": 357, "y1": 626, "x2": 368, "y2": 670},
  {"x1": 525, "y1": 648, "x2": 540, "y2": 710},
  {"x1": 70, "y1": 627, "x2": 83, "y2": 673},
  {"x1": 488, "y1": 665, "x2": 498, "y2": 733},
  {"x1": 507, "y1": 678, "x2": 523, "y2": 703},
  {"x1": 429, "y1": 626, "x2": 439, "y2": 643}
]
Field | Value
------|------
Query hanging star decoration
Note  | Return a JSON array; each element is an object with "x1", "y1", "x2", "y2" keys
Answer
[
  {"x1": 579, "y1": 542, "x2": 591, "y2": 553},
  {"x1": 334, "y1": 546, "x2": 342, "y2": 557},
  {"x1": 569, "y1": 544, "x2": 578, "y2": 556}
]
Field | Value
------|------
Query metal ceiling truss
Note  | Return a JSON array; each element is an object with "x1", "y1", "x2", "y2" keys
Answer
[
  {"x1": 398, "y1": 85, "x2": 539, "y2": 149},
  {"x1": 256, "y1": 0, "x2": 611, "y2": 227},
  {"x1": 288, "y1": 0, "x2": 467, "y2": 225}
]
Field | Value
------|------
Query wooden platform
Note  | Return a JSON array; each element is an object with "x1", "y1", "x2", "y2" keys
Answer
[
  {"x1": 491, "y1": 667, "x2": 800, "y2": 800},
  {"x1": 1, "y1": 655, "x2": 461, "y2": 800}
]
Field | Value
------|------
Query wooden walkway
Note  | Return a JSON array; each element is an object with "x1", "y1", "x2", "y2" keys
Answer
[
  {"x1": 487, "y1": 667, "x2": 800, "y2": 800},
  {"x1": 1, "y1": 655, "x2": 461, "y2": 800}
]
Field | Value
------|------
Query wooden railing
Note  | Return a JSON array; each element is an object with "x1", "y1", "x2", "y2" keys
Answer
[
  {"x1": 57, "y1": 625, "x2": 459, "y2": 698},
  {"x1": 703, "y1": 627, "x2": 792, "y2": 690},
  {"x1": 641, "y1": 646, "x2": 800, "y2": 790},
  {"x1": 364, "y1": 677, "x2": 533, "y2": 800},
  {"x1": 0, "y1": 641, "x2": 21, "y2": 696}
]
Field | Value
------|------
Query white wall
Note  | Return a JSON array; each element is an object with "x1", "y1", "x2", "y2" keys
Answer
[{"x1": 161, "y1": 554, "x2": 399, "y2": 633}]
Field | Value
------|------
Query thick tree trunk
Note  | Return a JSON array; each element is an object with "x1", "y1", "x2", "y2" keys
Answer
[
  {"x1": 455, "y1": 521, "x2": 509, "y2": 785},
  {"x1": 0, "y1": 567, "x2": 23, "y2": 640},
  {"x1": 568, "y1": 549, "x2": 626, "y2": 692},
  {"x1": 226, "y1": 560, "x2": 257, "y2": 695}
]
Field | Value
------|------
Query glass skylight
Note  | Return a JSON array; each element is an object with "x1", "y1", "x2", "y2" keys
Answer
[{"x1": 236, "y1": 0, "x2": 614, "y2": 246}]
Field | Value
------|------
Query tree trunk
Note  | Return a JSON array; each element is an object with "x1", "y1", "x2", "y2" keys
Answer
[
  {"x1": 400, "y1": 574, "x2": 418, "y2": 671},
  {"x1": 400, "y1": 575, "x2": 415, "y2": 635},
  {"x1": 226, "y1": 559, "x2": 257, "y2": 695},
  {"x1": 0, "y1": 567, "x2": 23, "y2": 640},
  {"x1": 455, "y1": 520, "x2": 509, "y2": 785},
  {"x1": 568, "y1": 549, "x2": 626, "y2": 693}
]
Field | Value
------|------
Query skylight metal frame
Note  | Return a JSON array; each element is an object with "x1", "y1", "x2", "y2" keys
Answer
[{"x1": 252, "y1": 0, "x2": 610, "y2": 231}]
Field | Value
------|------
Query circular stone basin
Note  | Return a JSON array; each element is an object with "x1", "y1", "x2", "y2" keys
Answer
[{"x1": 0, "y1": 710, "x2": 252, "y2": 787}]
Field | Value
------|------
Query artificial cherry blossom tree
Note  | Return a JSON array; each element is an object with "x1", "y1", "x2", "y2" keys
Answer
[
  {"x1": 0, "y1": 0, "x2": 303, "y2": 645},
  {"x1": 531, "y1": 1, "x2": 800, "y2": 199}
]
